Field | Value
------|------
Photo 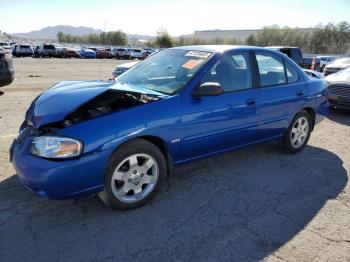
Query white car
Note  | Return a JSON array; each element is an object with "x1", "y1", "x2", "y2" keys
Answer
[
  {"x1": 111, "y1": 47, "x2": 131, "y2": 59},
  {"x1": 324, "y1": 57, "x2": 350, "y2": 76},
  {"x1": 112, "y1": 61, "x2": 139, "y2": 78},
  {"x1": 129, "y1": 48, "x2": 144, "y2": 59}
]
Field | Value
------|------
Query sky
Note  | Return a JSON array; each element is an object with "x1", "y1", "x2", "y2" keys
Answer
[{"x1": 1, "y1": 0, "x2": 350, "y2": 36}]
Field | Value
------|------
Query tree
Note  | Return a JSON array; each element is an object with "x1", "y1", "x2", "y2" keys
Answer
[
  {"x1": 333, "y1": 21, "x2": 350, "y2": 54},
  {"x1": 57, "y1": 31, "x2": 64, "y2": 42},
  {"x1": 246, "y1": 34, "x2": 257, "y2": 45},
  {"x1": 108, "y1": 30, "x2": 128, "y2": 46},
  {"x1": 55, "y1": 30, "x2": 128, "y2": 45},
  {"x1": 155, "y1": 29, "x2": 173, "y2": 48}
]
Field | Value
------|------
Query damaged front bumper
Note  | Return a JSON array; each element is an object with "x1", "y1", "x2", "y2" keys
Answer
[
  {"x1": 10, "y1": 80, "x2": 167, "y2": 199},
  {"x1": 10, "y1": 129, "x2": 110, "y2": 199}
]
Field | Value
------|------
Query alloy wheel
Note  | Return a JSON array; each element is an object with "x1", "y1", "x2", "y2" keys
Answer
[
  {"x1": 110, "y1": 153, "x2": 159, "y2": 203},
  {"x1": 290, "y1": 116, "x2": 309, "y2": 148}
]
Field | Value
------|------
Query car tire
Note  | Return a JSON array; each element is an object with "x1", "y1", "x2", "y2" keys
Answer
[
  {"x1": 283, "y1": 110, "x2": 312, "y2": 154},
  {"x1": 98, "y1": 139, "x2": 166, "y2": 210}
]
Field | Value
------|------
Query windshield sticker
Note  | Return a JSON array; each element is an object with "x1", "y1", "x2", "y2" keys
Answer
[
  {"x1": 182, "y1": 59, "x2": 203, "y2": 70},
  {"x1": 185, "y1": 51, "x2": 211, "y2": 59}
]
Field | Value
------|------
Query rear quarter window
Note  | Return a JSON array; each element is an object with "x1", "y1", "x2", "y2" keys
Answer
[{"x1": 285, "y1": 62, "x2": 299, "y2": 83}]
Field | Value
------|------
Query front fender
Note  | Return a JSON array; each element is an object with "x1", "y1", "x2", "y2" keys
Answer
[{"x1": 58, "y1": 95, "x2": 182, "y2": 162}]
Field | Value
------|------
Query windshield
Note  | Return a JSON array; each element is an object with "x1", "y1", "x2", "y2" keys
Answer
[{"x1": 116, "y1": 49, "x2": 212, "y2": 94}]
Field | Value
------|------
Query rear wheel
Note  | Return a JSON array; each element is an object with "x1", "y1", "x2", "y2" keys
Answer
[
  {"x1": 98, "y1": 139, "x2": 166, "y2": 210},
  {"x1": 283, "y1": 111, "x2": 312, "y2": 154}
]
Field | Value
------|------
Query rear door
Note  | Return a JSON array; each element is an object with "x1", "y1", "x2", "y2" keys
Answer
[{"x1": 254, "y1": 51, "x2": 307, "y2": 140}]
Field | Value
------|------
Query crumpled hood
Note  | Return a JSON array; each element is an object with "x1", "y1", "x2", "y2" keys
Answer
[{"x1": 29, "y1": 80, "x2": 165, "y2": 128}]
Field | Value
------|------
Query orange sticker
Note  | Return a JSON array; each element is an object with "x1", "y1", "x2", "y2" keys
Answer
[{"x1": 182, "y1": 59, "x2": 202, "y2": 70}]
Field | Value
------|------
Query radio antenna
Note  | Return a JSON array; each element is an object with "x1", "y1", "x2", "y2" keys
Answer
[{"x1": 98, "y1": 17, "x2": 107, "y2": 81}]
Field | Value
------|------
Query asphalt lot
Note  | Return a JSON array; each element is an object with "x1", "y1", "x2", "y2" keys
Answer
[{"x1": 0, "y1": 58, "x2": 349, "y2": 262}]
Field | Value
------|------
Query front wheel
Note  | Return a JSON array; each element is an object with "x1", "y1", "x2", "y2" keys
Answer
[
  {"x1": 283, "y1": 111, "x2": 312, "y2": 154},
  {"x1": 98, "y1": 139, "x2": 166, "y2": 210}
]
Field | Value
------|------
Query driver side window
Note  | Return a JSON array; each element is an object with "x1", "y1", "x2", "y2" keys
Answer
[{"x1": 201, "y1": 52, "x2": 252, "y2": 92}]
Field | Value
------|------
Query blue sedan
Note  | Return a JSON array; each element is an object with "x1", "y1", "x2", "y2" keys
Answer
[
  {"x1": 10, "y1": 46, "x2": 328, "y2": 209},
  {"x1": 78, "y1": 48, "x2": 96, "y2": 58}
]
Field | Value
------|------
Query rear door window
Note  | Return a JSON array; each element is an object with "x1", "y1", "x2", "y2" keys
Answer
[{"x1": 256, "y1": 52, "x2": 286, "y2": 86}]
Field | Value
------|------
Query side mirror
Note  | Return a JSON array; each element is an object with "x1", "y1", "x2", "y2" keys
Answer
[{"x1": 192, "y1": 82, "x2": 224, "y2": 98}]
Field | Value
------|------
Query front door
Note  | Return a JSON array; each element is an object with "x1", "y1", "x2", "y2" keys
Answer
[{"x1": 180, "y1": 51, "x2": 260, "y2": 161}]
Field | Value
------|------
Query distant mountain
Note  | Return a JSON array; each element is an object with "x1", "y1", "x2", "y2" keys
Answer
[{"x1": 12, "y1": 25, "x2": 103, "y2": 40}]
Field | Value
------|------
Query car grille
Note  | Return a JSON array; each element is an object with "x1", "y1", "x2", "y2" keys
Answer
[{"x1": 328, "y1": 84, "x2": 350, "y2": 98}]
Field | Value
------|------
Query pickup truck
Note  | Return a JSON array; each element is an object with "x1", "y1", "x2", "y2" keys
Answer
[{"x1": 267, "y1": 46, "x2": 303, "y2": 66}]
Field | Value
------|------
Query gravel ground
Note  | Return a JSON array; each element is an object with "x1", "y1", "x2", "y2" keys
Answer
[{"x1": 0, "y1": 58, "x2": 349, "y2": 262}]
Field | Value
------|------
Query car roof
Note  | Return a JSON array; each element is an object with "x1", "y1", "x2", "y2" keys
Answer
[{"x1": 171, "y1": 45, "x2": 267, "y2": 53}]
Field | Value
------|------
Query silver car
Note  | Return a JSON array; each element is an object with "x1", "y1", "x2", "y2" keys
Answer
[{"x1": 112, "y1": 61, "x2": 139, "y2": 78}]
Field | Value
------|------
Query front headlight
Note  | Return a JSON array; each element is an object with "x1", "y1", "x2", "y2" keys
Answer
[{"x1": 30, "y1": 136, "x2": 83, "y2": 159}]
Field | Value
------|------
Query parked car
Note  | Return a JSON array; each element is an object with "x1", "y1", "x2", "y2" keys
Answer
[
  {"x1": 55, "y1": 45, "x2": 66, "y2": 58},
  {"x1": 96, "y1": 48, "x2": 112, "y2": 59},
  {"x1": 12, "y1": 44, "x2": 33, "y2": 57},
  {"x1": 267, "y1": 46, "x2": 303, "y2": 66},
  {"x1": 78, "y1": 48, "x2": 96, "y2": 59},
  {"x1": 88, "y1": 47, "x2": 98, "y2": 52},
  {"x1": 143, "y1": 48, "x2": 158, "y2": 57},
  {"x1": 0, "y1": 42, "x2": 11, "y2": 50},
  {"x1": 324, "y1": 57, "x2": 350, "y2": 76},
  {"x1": 325, "y1": 67, "x2": 350, "y2": 110},
  {"x1": 129, "y1": 48, "x2": 144, "y2": 59},
  {"x1": 0, "y1": 47, "x2": 15, "y2": 87},
  {"x1": 63, "y1": 47, "x2": 81, "y2": 58},
  {"x1": 37, "y1": 44, "x2": 57, "y2": 58},
  {"x1": 300, "y1": 57, "x2": 313, "y2": 69},
  {"x1": 32, "y1": 45, "x2": 41, "y2": 58},
  {"x1": 112, "y1": 61, "x2": 139, "y2": 78},
  {"x1": 10, "y1": 46, "x2": 328, "y2": 210},
  {"x1": 112, "y1": 47, "x2": 131, "y2": 59},
  {"x1": 316, "y1": 56, "x2": 336, "y2": 72}
]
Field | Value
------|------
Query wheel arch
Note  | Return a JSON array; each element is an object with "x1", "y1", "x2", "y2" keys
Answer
[
  {"x1": 288, "y1": 107, "x2": 316, "y2": 132},
  {"x1": 108, "y1": 135, "x2": 174, "y2": 176},
  {"x1": 302, "y1": 107, "x2": 316, "y2": 130},
  {"x1": 137, "y1": 135, "x2": 174, "y2": 175}
]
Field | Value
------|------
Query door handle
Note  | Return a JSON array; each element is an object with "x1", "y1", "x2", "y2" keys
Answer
[
  {"x1": 296, "y1": 91, "x2": 304, "y2": 97},
  {"x1": 246, "y1": 99, "x2": 256, "y2": 106}
]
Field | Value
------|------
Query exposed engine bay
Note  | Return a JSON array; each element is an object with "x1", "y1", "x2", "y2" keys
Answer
[{"x1": 37, "y1": 90, "x2": 163, "y2": 133}]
